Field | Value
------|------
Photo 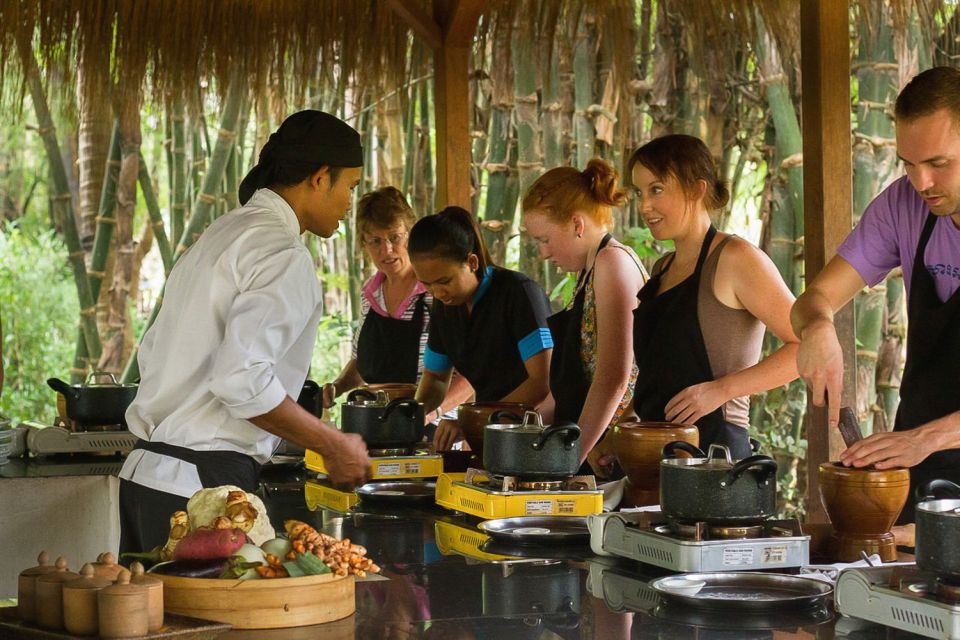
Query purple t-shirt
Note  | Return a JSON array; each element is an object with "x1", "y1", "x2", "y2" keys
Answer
[{"x1": 838, "y1": 175, "x2": 960, "y2": 303}]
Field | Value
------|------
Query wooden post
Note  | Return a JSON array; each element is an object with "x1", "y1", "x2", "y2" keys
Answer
[{"x1": 800, "y1": 0, "x2": 856, "y2": 523}]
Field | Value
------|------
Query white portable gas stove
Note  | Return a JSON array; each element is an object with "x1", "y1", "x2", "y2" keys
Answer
[
  {"x1": 837, "y1": 564, "x2": 960, "y2": 639},
  {"x1": 435, "y1": 468, "x2": 603, "y2": 519},
  {"x1": 18, "y1": 421, "x2": 137, "y2": 456},
  {"x1": 589, "y1": 509, "x2": 810, "y2": 572}
]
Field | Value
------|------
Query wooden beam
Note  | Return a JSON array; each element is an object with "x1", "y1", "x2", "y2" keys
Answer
[
  {"x1": 800, "y1": 0, "x2": 856, "y2": 524},
  {"x1": 430, "y1": 0, "x2": 483, "y2": 210},
  {"x1": 386, "y1": 0, "x2": 443, "y2": 50}
]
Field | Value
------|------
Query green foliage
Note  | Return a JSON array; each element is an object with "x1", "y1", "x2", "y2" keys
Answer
[
  {"x1": 750, "y1": 379, "x2": 809, "y2": 518},
  {"x1": 0, "y1": 225, "x2": 78, "y2": 423},
  {"x1": 622, "y1": 225, "x2": 673, "y2": 261},
  {"x1": 310, "y1": 312, "x2": 354, "y2": 424}
]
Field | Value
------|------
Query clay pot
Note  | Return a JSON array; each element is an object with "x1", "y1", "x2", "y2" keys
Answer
[
  {"x1": 63, "y1": 563, "x2": 111, "y2": 636},
  {"x1": 362, "y1": 383, "x2": 418, "y2": 401},
  {"x1": 35, "y1": 557, "x2": 79, "y2": 630},
  {"x1": 17, "y1": 551, "x2": 57, "y2": 623},
  {"x1": 608, "y1": 421, "x2": 698, "y2": 507},
  {"x1": 818, "y1": 462, "x2": 910, "y2": 562},
  {"x1": 458, "y1": 402, "x2": 535, "y2": 459}
]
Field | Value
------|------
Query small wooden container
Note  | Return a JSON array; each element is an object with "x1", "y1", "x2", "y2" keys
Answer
[
  {"x1": 130, "y1": 561, "x2": 165, "y2": 631},
  {"x1": 17, "y1": 551, "x2": 57, "y2": 623},
  {"x1": 98, "y1": 569, "x2": 149, "y2": 639},
  {"x1": 91, "y1": 552, "x2": 125, "y2": 581},
  {"x1": 63, "y1": 563, "x2": 111, "y2": 636},
  {"x1": 35, "y1": 557, "x2": 79, "y2": 630}
]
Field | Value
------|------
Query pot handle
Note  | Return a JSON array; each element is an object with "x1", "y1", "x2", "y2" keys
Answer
[
  {"x1": 916, "y1": 479, "x2": 960, "y2": 504},
  {"x1": 86, "y1": 370, "x2": 121, "y2": 386},
  {"x1": 489, "y1": 409, "x2": 524, "y2": 424},
  {"x1": 380, "y1": 398, "x2": 421, "y2": 421},
  {"x1": 531, "y1": 423, "x2": 581, "y2": 451},
  {"x1": 720, "y1": 455, "x2": 778, "y2": 488},
  {"x1": 661, "y1": 440, "x2": 705, "y2": 459},
  {"x1": 47, "y1": 377, "x2": 80, "y2": 400},
  {"x1": 346, "y1": 388, "x2": 376, "y2": 403}
]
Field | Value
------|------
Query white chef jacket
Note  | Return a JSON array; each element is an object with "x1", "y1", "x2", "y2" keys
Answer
[{"x1": 119, "y1": 188, "x2": 323, "y2": 497}]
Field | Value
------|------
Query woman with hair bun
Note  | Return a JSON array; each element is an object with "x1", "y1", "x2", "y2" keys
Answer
[
  {"x1": 626, "y1": 134, "x2": 800, "y2": 458},
  {"x1": 408, "y1": 206, "x2": 554, "y2": 451},
  {"x1": 522, "y1": 159, "x2": 648, "y2": 474}
]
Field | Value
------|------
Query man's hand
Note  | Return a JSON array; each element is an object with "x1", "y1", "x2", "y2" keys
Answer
[
  {"x1": 322, "y1": 383, "x2": 337, "y2": 409},
  {"x1": 839, "y1": 429, "x2": 933, "y2": 469},
  {"x1": 323, "y1": 431, "x2": 371, "y2": 488},
  {"x1": 433, "y1": 420, "x2": 464, "y2": 452},
  {"x1": 665, "y1": 381, "x2": 726, "y2": 425},
  {"x1": 797, "y1": 319, "x2": 845, "y2": 427}
]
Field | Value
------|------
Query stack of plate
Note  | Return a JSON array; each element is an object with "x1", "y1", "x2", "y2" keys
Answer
[{"x1": 0, "y1": 415, "x2": 13, "y2": 465}]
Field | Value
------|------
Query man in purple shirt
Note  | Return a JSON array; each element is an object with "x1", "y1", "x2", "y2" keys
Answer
[{"x1": 792, "y1": 66, "x2": 960, "y2": 522}]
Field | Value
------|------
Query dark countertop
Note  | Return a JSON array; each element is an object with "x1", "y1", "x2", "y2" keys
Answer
[{"x1": 254, "y1": 463, "x2": 927, "y2": 640}]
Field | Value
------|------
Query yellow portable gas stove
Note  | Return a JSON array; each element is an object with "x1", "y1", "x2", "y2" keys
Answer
[
  {"x1": 305, "y1": 447, "x2": 444, "y2": 479},
  {"x1": 435, "y1": 468, "x2": 603, "y2": 520},
  {"x1": 304, "y1": 477, "x2": 359, "y2": 512},
  {"x1": 434, "y1": 519, "x2": 519, "y2": 562}
]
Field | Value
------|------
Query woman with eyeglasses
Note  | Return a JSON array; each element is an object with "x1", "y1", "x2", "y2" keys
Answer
[
  {"x1": 323, "y1": 187, "x2": 473, "y2": 411},
  {"x1": 409, "y1": 206, "x2": 554, "y2": 451}
]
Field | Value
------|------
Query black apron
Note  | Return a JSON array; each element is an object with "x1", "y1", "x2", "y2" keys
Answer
[
  {"x1": 632, "y1": 225, "x2": 751, "y2": 459},
  {"x1": 548, "y1": 234, "x2": 614, "y2": 424},
  {"x1": 894, "y1": 212, "x2": 960, "y2": 524},
  {"x1": 118, "y1": 439, "x2": 261, "y2": 557},
  {"x1": 356, "y1": 292, "x2": 427, "y2": 384}
]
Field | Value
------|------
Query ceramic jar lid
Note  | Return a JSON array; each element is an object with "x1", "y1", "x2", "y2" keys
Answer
[
  {"x1": 36, "y1": 556, "x2": 79, "y2": 584},
  {"x1": 19, "y1": 551, "x2": 57, "y2": 577},
  {"x1": 101, "y1": 569, "x2": 147, "y2": 596},
  {"x1": 91, "y1": 552, "x2": 125, "y2": 581},
  {"x1": 129, "y1": 562, "x2": 162, "y2": 587}
]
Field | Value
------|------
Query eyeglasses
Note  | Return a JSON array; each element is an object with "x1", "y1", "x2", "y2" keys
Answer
[{"x1": 362, "y1": 232, "x2": 408, "y2": 250}]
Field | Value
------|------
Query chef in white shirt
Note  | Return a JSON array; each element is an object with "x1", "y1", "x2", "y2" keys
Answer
[{"x1": 119, "y1": 110, "x2": 371, "y2": 556}]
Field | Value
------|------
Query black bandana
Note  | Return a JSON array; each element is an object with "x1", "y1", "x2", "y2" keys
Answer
[{"x1": 239, "y1": 110, "x2": 363, "y2": 204}]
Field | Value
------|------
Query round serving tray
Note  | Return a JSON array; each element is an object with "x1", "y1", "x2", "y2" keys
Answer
[
  {"x1": 649, "y1": 572, "x2": 833, "y2": 611},
  {"x1": 477, "y1": 516, "x2": 590, "y2": 545}
]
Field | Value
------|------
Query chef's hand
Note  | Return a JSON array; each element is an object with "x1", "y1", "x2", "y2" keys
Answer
[
  {"x1": 322, "y1": 383, "x2": 338, "y2": 409},
  {"x1": 324, "y1": 432, "x2": 371, "y2": 488},
  {"x1": 433, "y1": 420, "x2": 464, "y2": 452},
  {"x1": 797, "y1": 319, "x2": 844, "y2": 427},
  {"x1": 840, "y1": 428, "x2": 933, "y2": 470},
  {"x1": 665, "y1": 380, "x2": 726, "y2": 425}
]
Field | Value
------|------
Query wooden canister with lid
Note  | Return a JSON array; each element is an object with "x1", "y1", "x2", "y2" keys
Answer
[
  {"x1": 63, "y1": 563, "x2": 111, "y2": 636},
  {"x1": 91, "y1": 551, "x2": 125, "y2": 581},
  {"x1": 35, "y1": 557, "x2": 79, "y2": 630},
  {"x1": 130, "y1": 561, "x2": 165, "y2": 631},
  {"x1": 98, "y1": 568, "x2": 149, "y2": 638},
  {"x1": 17, "y1": 550, "x2": 56, "y2": 622}
]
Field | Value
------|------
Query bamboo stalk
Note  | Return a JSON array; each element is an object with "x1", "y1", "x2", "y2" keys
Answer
[
  {"x1": 17, "y1": 35, "x2": 102, "y2": 363},
  {"x1": 138, "y1": 151, "x2": 174, "y2": 274},
  {"x1": 573, "y1": 8, "x2": 597, "y2": 167},
  {"x1": 171, "y1": 97, "x2": 187, "y2": 244}
]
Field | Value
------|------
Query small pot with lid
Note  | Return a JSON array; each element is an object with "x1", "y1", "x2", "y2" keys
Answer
[
  {"x1": 483, "y1": 411, "x2": 581, "y2": 477},
  {"x1": 47, "y1": 371, "x2": 138, "y2": 428},
  {"x1": 458, "y1": 402, "x2": 536, "y2": 457},
  {"x1": 660, "y1": 442, "x2": 778, "y2": 523},
  {"x1": 341, "y1": 389, "x2": 424, "y2": 448},
  {"x1": 915, "y1": 479, "x2": 960, "y2": 579}
]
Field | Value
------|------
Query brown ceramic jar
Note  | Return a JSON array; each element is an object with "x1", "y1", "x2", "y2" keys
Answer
[
  {"x1": 17, "y1": 551, "x2": 57, "y2": 623},
  {"x1": 98, "y1": 569, "x2": 149, "y2": 639},
  {"x1": 130, "y1": 561, "x2": 165, "y2": 631},
  {"x1": 457, "y1": 402, "x2": 535, "y2": 458},
  {"x1": 609, "y1": 421, "x2": 699, "y2": 507},
  {"x1": 91, "y1": 552, "x2": 125, "y2": 581},
  {"x1": 819, "y1": 462, "x2": 910, "y2": 562},
  {"x1": 63, "y1": 563, "x2": 111, "y2": 636},
  {"x1": 35, "y1": 556, "x2": 79, "y2": 630}
]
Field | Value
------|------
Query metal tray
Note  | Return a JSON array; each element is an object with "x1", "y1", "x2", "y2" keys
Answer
[
  {"x1": 356, "y1": 480, "x2": 437, "y2": 504},
  {"x1": 478, "y1": 516, "x2": 591, "y2": 545},
  {"x1": 649, "y1": 572, "x2": 833, "y2": 611}
]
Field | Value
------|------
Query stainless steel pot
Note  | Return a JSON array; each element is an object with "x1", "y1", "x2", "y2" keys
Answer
[
  {"x1": 483, "y1": 411, "x2": 581, "y2": 477},
  {"x1": 47, "y1": 372, "x2": 138, "y2": 427},
  {"x1": 660, "y1": 442, "x2": 777, "y2": 523},
  {"x1": 341, "y1": 389, "x2": 424, "y2": 447},
  {"x1": 915, "y1": 479, "x2": 960, "y2": 578}
]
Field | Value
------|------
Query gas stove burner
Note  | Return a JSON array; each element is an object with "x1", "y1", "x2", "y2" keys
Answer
[
  {"x1": 709, "y1": 524, "x2": 764, "y2": 539},
  {"x1": 655, "y1": 519, "x2": 763, "y2": 541},
  {"x1": 368, "y1": 447, "x2": 416, "y2": 457},
  {"x1": 517, "y1": 479, "x2": 564, "y2": 492},
  {"x1": 461, "y1": 468, "x2": 598, "y2": 493},
  {"x1": 934, "y1": 577, "x2": 960, "y2": 604}
]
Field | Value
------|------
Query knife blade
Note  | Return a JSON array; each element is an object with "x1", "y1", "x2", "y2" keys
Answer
[{"x1": 838, "y1": 406, "x2": 863, "y2": 448}]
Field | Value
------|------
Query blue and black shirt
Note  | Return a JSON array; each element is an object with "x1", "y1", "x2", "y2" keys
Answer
[{"x1": 423, "y1": 266, "x2": 554, "y2": 401}]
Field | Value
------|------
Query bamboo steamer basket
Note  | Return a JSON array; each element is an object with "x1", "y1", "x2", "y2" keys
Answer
[{"x1": 157, "y1": 572, "x2": 355, "y2": 629}]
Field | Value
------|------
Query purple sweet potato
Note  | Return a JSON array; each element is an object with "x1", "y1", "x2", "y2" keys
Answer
[{"x1": 173, "y1": 527, "x2": 246, "y2": 561}]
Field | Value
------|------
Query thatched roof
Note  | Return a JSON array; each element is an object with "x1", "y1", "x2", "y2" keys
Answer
[{"x1": 0, "y1": 0, "x2": 637, "y2": 115}]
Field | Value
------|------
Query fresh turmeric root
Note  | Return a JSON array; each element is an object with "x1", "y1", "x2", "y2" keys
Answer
[{"x1": 283, "y1": 519, "x2": 379, "y2": 577}]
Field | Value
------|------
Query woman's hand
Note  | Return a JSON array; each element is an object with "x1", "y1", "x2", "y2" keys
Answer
[
  {"x1": 587, "y1": 439, "x2": 617, "y2": 479},
  {"x1": 664, "y1": 380, "x2": 727, "y2": 424},
  {"x1": 433, "y1": 420, "x2": 465, "y2": 452}
]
